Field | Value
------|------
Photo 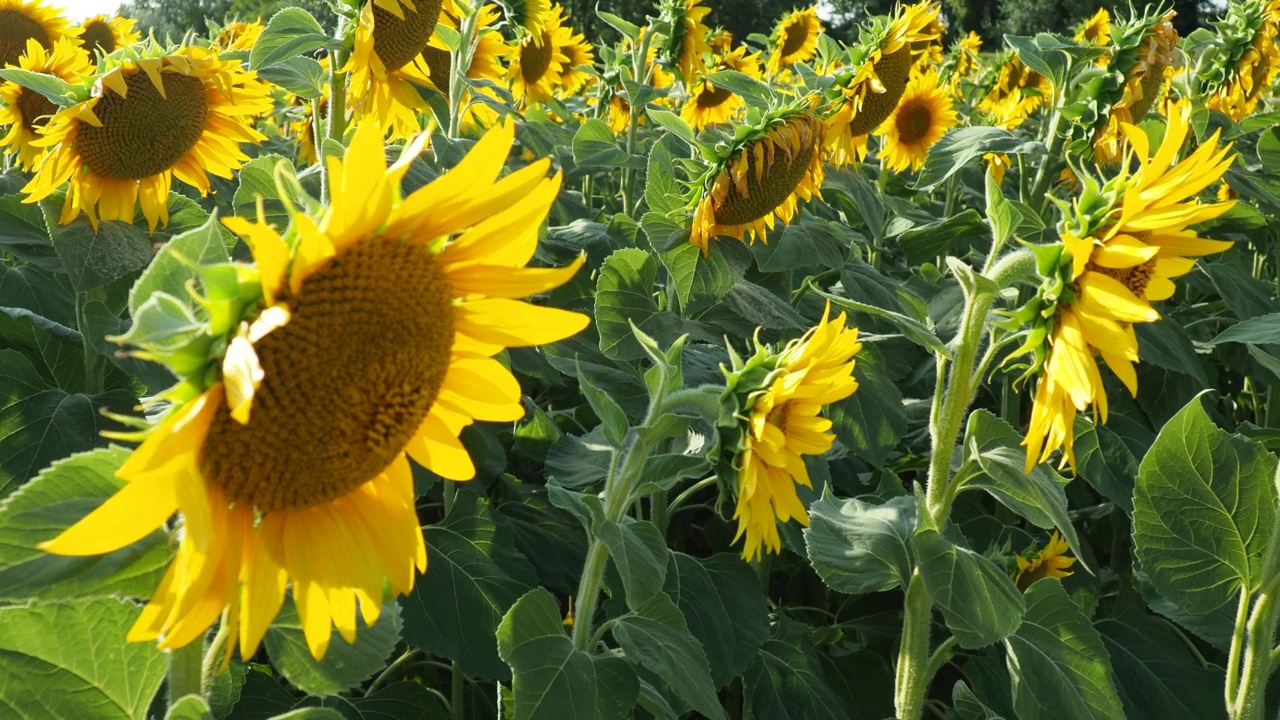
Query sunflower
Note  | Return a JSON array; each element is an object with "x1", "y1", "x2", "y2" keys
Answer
[
  {"x1": 680, "y1": 45, "x2": 761, "y2": 130},
  {"x1": 708, "y1": 28, "x2": 733, "y2": 54},
  {"x1": 978, "y1": 51, "x2": 1051, "y2": 128},
  {"x1": 663, "y1": 0, "x2": 712, "y2": 83},
  {"x1": 1014, "y1": 532, "x2": 1076, "y2": 589},
  {"x1": 690, "y1": 106, "x2": 825, "y2": 252},
  {"x1": 212, "y1": 19, "x2": 264, "y2": 52},
  {"x1": 347, "y1": 0, "x2": 451, "y2": 140},
  {"x1": 22, "y1": 47, "x2": 271, "y2": 231},
  {"x1": 0, "y1": 0, "x2": 70, "y2": 68},
  {"x1": 823, "y1": 1, "x2": 940, "y2": 165},
  {"x1": 556, "y1": 23, "x2": 595, "y2": 97},
  {"x1": 506, "y1": 3, "x2": 572, "y2": 106},
  {"x1": 430, "y1": 2, "x2": 512, "y2": 131},
  {"x1": 1205, "y1": 0, "x2": 1280, "y2": 122},
  {"x1": 1074, "y1": 8, "x2": 1112, "y2": 46},
  {"x1": 40, "y1": 118, "x2": 588, "y2": 661},
  {"x1": 76, "y1": 13, "x2": 139, "y2": 57},
  {"x1": 876, "y1": 69, "x2": 956, "y2": 172},
  {"x1": 1017, "y1": 100, "x2": 1235, "y2": 470},
  {"x1": 951, "y1": 30, "x2": 982, "y2": 83},
  {"x1": 912, "y1": 14, "x2": 946, "y2": 71},
  {"x1": 725, "y1": 306, "x2": 862, "y2": 561},
  {"x1": 766, "y1": 7, "x2": 823, "y2": 75},
  {"x1": 0, "y1": 38, "x2": 90, "y2": 170},
  {"x1": 500, "y1": 0, "x2": 552, "y2": 43},
  {"x1": 1093, "y1": 11, "x2": 1178, "y2": 163}
]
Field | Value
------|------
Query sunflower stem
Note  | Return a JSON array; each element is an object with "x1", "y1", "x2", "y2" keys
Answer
[
  {"x1": 450, "y1": 660, "x2": 466, "y2": 720},
  {"x1": 446, "y1": 0, "x2": 480, "y2": 139},
  {"x1": 75, "y1": 292, "x2": 103, "y2": 396},
  {"x1": 167, "y1": 638, "x2": 206, "y2": 708},
  {"x1": 894, "y1": 571, "x2": 933, "y2": 720},
  {"x1": 322, "y1": 16, "x2": 348, "y2": 204},
  {"x1": 1029, "y1": 107, "x2": 1065, "y2": 213},
  {"x1": 1228, "y1": 466, "x2": 1280, "y2": 720}
]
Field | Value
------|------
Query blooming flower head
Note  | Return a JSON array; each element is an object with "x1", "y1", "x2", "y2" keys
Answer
[
  {"x1": 1015, "y1": 531, "x2": 1077, "y2": 589},
  {"x1": 876, "y1": 68, "x2": 958, "y2": 172}
]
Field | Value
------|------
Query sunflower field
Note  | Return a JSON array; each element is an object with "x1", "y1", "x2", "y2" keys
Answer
[{"x1": 6, "y1": 0, "x2": 1280, "y2": 717}]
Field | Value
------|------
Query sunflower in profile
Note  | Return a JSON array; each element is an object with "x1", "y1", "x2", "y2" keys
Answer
[
  {"x1": 1204, "y1": 0, "x2": 1280, "y2": 122},
  {"x1": 708, "y1": 27, "x2": 733, "y2": 54},
  {"x1": 823, "y1": 1, "x2": 940, "y2": 165},
  {"x1": 0, "y1": 0, "x2": 71, "y2": 68},
  {"x1": 41, "y1": 118, "x2": 588, "y2": 661},
  {"x1": 347, "y1": 0, "x2": 449, "y2": 140},
  {"x1": 876, "y1": 69, "x2": 956, "y2": 172},
  {"x1": 911, "y1": 14, "x2": 946, "y2": 71},
  {"x1": 555, "y1": 23, "x2": 595, "y2": 97},
  {"x1": 507, "y1": 3, "x2": 572, "y2": 106},
  {"x1": 430, "y1": 1, "x2": 512, "y2": 131},
  {"x1": 689, "y1": 103, "x2": 825, "y2": 252},
  {"x1": 22, "y1": 47, "x2": 271, "y2": 231},
  {"x1": 212, "y1": 19, "x2": 264, "y2": 52},
  {"x1": 766, "y1": 7, "x2": 823, "y2": 75},
  {"x1": 499, "y1": 0, "x2": 552, "y2": 43},
  {"x1": 76, "y1": 13, "x2": 139, "y2": 57},
  {"x1": 1013, "y1": 100, "x2": 1235, "y2": 470},
  {"x1": 0, "y1": 38, "x2": 90, "y2": 170},
  {"x1": 978, "y1": 51, "x2": 1051, "y2": 128},
  {"x1": 719, "y1": 306, "x2": 862, "y2": 561},
  {"x1": 1074, "y1": 8, "x2": 1112, "y2": 46},
  {"x1": 662, "y1": 0, "x2": 712, "y2": 83},
  {"x1": 1014, "y1": 532, "x2": 1076, "y2": 589},
  {"x1": 1093, "y1": 9, "x2": 1178, "y2": 163},
  {"x1": 947, "y1": 30, "x2": 982, "y2": 90},
  {"x1": 680, "y1": 46, "x2": 761, "y2": 130}
]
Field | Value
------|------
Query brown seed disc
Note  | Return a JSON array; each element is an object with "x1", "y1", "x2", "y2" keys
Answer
[
  {"x1": 520, "y1": 30, "x2": 554, "y2": 84},
  {"x1": 696, "y1": 84, "x2": 733, "y2": 108},
  {"x1": 0, "y1": 9, "x2": 49, "y2": 68},
  {"x1": 894, "y1": 97, "x2": 933, "y2": 144},
  {"x1": 845, "y1": 45, "x2": 912, "y2": 136},
  {"x1": 201, "y1": 236, "x2": 456, "y2": 512},
  {"x1": 1128, "y1": 60, "x2": 1168, "y2": 121},
  {"x1": 778, "y1": 19, "x2": 809, "y2": 58},
  {"x1": 422, "y1": 45, "x2": 451, "y2": 98},
  {"x1": 713, "y1": 127, "x2": 815, "y2": 227},
  {"x1": 80, "y1": 19, "x2": 116, "y2": 56},
  {"x1": 76, "y1": 71, "x2": 209, "y2": 180},
  {"x1": 372, "y1": 0, "x2": 443, "y2": 72},
  {"x1": 15, "y1": 86, "x2": 55, "y2": 131}
]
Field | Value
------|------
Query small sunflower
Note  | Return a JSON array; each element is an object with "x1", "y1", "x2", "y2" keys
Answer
[
  {"x1": 708, "y1": 28, "x2": 733, "y2": 54},
  {"x1": 689, "y1": 105, "x2": 825, "y2": 252},
  {"x1": 823, "y1": 1, "x2": 940, "y2": 165},
  {"x1": 41, "y1": 118, "x2": 589, "y2": 661},
  {"x1": 722, "y1": 306, "x2": 862, "y2": 561},
  {"x1": 1014, "y1": 532, "x2": 1077, "y2": 589},
  {"x1": 951, "y1": 30, "x2": 982, "y2": 83},
  {"x1": 76, "y1": 13, "x2": 139, "y2": 57},
  {"x1": 1015, "y1": 100, "x2": 1235, "y2": 470},
  {"x1": 347, "y1": 0, "x2": 450, "y2": 140},
  {"x1": 766, "y1": 7, "x2": 823, "y2": 75},
  {"x1": 663, "y1": 0, "x2": 712, "y2": 83},
  {"x1": 0, "y1": 37, "x2": 90, "y2": 170},
  {"x1": 211, "y1": 19, "x2": 264, "y2": 52},
  {"x1": 978, "y1": 51, "x2": 1051, "y2": 128},
  {"x1": 0, "y1": 0, "x2": 70, "y2": 68},
  {"x1": 499, "y1": 0, "x2": 552, "y2": 43},
  {"x1": 555, "y1": 23, "x2": 595, "y2": 97},
  {"x1": 22, "y1": 47, "x2": 271, "y2": 231},
  {"x1": 876, "y1": 69, "x2": 957, "y2": 172},
  {"x1": 911, "y1": 14, "x2": 946, "y2": 71},
  {"x1": 506, "y1": 3, "x2": 572, "y2": 106},
  {"x1": 432, "y1": 2, "x2": 512, "y2": 131},
  {"x1": 1093, "y1": 11, "x2": 1178, "y2": 163},
  {"x1": 1074, "y1": 8, "x2": 1112, "y2": 46},
  {"x1": 1205, "y1": 0, "x2": 1280, "y2": 122},
  {"x1": 680, "y1": 45, "x2": 761, "y2": 130}
]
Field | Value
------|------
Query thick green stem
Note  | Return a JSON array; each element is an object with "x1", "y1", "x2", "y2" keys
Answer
[
  {"x1": 446, "y1": 2, "x2": 479, "y2": 139},
  {"x1": 167, "y1": 639, "x2": 206, "y2": 708},
  {"x1": 1230, "y1": 467, "x2": 1280, "y2": 719},
  {"x1": 1028, "y1": 109, "x2": 1065, "y2": 212},
  {"x1": 320, "y1": 17, "x2": 348, "y2": 203},
  {"x1": 451, "y1": 661, "x2": 466, "y2": 720},
  {"x1": 894, "y1": 572, "x2": 932, "y2": 720}
]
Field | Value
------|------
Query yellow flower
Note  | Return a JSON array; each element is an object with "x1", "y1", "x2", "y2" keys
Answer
[
  {"x1": 425, "y1": 1, "x2": 513, "y2": 131},
  {"x1": 667, "y1": 0, "x2": 712, "y2": 83},
  {"x1": 212, "y1": 19, "x2": 264, "y2": 52},
  {"x1": 985, "y1": 152, "x2": 1010, "y2": 185},
  {"x1": 1207, "y1": 0, "x2": 1280, "y2": 121},
  {"x1": 734, "y1": 307, "x2": 862, "y2": 561},
  {"x1": 0, "y1": 37, "x2": 90, "y2": 170},
  {"x1": 979, "y1": 52, "x2": 1051, "y2": 128},
  {"x1": 767, "y1": 7, "x2": 823, "y2": 75},
  {"x1": 40, "y1": 118, "x2": 589, "y2": 662},
  {"x1": 680, "y1": 46, "x2": 761, "y2": 130},
  {"x1": 690, "y1": 109, "x2": 825, "y2": 252},
  {"x1": 76, "y1": 13, "x2": 139, "y2": 57},
  {"x1": 876, "y1": 69, "x2": 957, "y2": 172},
  {"x1": 911, "y1": 15, "x2": 946, "y2": 71},
  {"x1": 506, "y1": 4, "x2": 573, "y2": 107},
  {"x1": 708, "y1": 28, "x2": 733, "y2": 54},
  {"x1": 1014, "y1": 532, "x2": 1077, "y2": 589},
  {"x1": 1074, "y1": 8, "x2": 1111, "y2": 45},
  {"x1": 1022, "y1": 100, "x2": 1236, "y2": 470},
  {"x1": 22, "y1": 47, "x2": 271, "y2": 231},
  {"x1": 501, "y1": 0, "x2": 552, "y2": 43},
  {"x1": 346, "y1": 0, "x2": 448, "y2": 140},
  {"x1": 0, "y1": 0, "x2": 71, "y2": 68},
  {"x1": 556, "y1": 23, "x2": 595, "y2": 97},
  {"x1": 952, "y1": 30, "x2": 982, "y2": 82},
  {"x1": 1094, "y1": 12, "x2": 1178, "y2": 163}
]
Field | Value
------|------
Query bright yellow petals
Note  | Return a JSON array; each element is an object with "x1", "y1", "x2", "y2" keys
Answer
[
  {"x1": 767, "y1": 7, "x2": 823, "y2": 75},
  {"x1": 672, "y1": 0, "x2": 712, "y2": 83},
  {"x1": 1094, "y1": 13, "x2": 1177, "y2": 163},
  {"x1": 680, "y1": 46, "x2": 761, "y2": 130},
  {"x1": 346, "y1": 0, "x2": 445, "y2": 140},
  {"x1": 1074, "y1": 8, "x2": 1111, "y2": 45},
  {"x1": 1014, "y1": 532, "x2": 1077, "y2": 590},
  {"x1": 507, "y1": 3, "x2": 576, "y2": 106},
  {"x1": 876, "y1": 69, "x2": 957, "y2": 172},
  {"x1": 0, "y1": 37, "x2": 89, "y2": 170},
  {"x1": 978, "y1": 53, "x2": 1050, "y2": 129},
  {"x1": 0, "y1": 0, "x2": 71, "y2": 68}
]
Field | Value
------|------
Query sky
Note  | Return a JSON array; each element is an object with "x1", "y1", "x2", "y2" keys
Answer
[{"x1": 49, "y1": 0, "x2": 121, "y2": 20}]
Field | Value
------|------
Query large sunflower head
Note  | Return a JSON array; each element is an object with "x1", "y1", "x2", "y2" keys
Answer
[
  {"x1": 40, "y1": 118, "x2": 588, "y2": 661},
  {"x1": 1093, "y1": 8, "x2": 1178, "y2": 162},
  {"x1": 76, "y1": 13, "x2": 139, "y2": 57},
  {"x1": 506, "y1": 3, "x2": 572, "y2": 106},
  {"x1": 822, "y1": 1, "x2": 941, "y2": 165},
  {"x1": 1012, "y1": 99, "x2": 1236, "y2": 470},
  {"x1": 1014, "y1": 532, "x2": 1077, "y2": 590},
  {"x1": 1205, "y1": 0, "x2": 1280, "y2": 121},
  {"x1": 21, "y1": 46, "x2": 271, "y2": 231},
  {"x1": 1074, "y1": 8, "x2": 1112, "y2": 46},
  {"x1": 766, "y1": 7, "x2": 823, "y2": 75},
  {"x1": 718, "y1": 305, "x2": 862, "y2": 561},
  {"x1": 0, "y1": 0, "x2": 70, "y2": 68},
  {"x1": 346, "y1": 0, "x2": 448, "y2": 140},
  {"x1": 0, "y1": 37, "x2": 90, "y2": 170},
  {"x1": 690, "y1": 102, "x2": 826, "y2": 252},
  {"x1": 211, "y1": 19, "x2": 264, "y2": 52},
  {"x1": 679, "y1": 45, "x2": 761, "y2": 130},
  {"x1": 661, "y1": 0, "x2": 712, "y2": 83},
  {"x1": 876, "y1": 68, "x2": 957, "y2": 172},
  {"x1": 978, "y1": 50, "x2": 1051, "y2": 128}
]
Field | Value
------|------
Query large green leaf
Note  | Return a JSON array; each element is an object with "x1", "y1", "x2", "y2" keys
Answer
[
  {"x1": 497, "y1": 588, "x2": 638, "y2": 720},
  {"x1": 915, "y1": 127, "x2": 1045, "y2": 190},
  {"x1": 914, "y1": 529, "x2": 1025, "y2": 648},
  {"x1": 233, "y1": 154, "x2": 307, "y2": 228},
  {"x1": 39, "y1": 199, "x2": 153, "y2": 293},
  {"x1": 130, "y1": 215, "x2": 233, "y2": 317},
  {"x1": 263, "y1": 598, "x2": 402, "y2": 697},
  {"x1": 827, "y1": 346, "x2": 907, "y2": 466},
  {"x1": 662, "y1": 552, "x2": 769, "y2": 687},
  {"x1": 1004, "y1": 579, "x2": 1125, "y2": 720},
  {"x1": 805, "y1": 492, "x2": 915, "y2": 595},
  {"x1": 296, "y1": 683, "x2": 450, "y2": 720},
  {"x1": 573, "y1": 119, "x2": 629, "y2": 167},
  {"x1": 1209, "y1": 311, "x2": 1280, "y2": 346},
  {"x1": 1134, "y1": 322, "x2": 1208, "y2": 385},
  {"x1": 402, "y1": 492, "x2": 539, "y2": 681},
  {"x1": 0, "y1": 191, "x2": 58, "y2": 270},
  {"x1": 595, "y1": 248, "x2": 660, "y2": 361},
  {"x1": 612, "y1": 593, "x2": 723, "y2": 719},
  {"x1": 1072, "y1": 417, "x2": 1138, "y2": 513},
  {"x1": 743, "y1": 638, "x2": 849, "y2": 720},
  {"x1": 896, "y1": 209, "x2": 985, "y2": 265},
  {"x1": 0, "y1": 598, "x2": 167, "y2": 718},
  {"x1": 249, "y1": 7, "x2": 331, "y2": 70},
  {"x1": 1133, "y1": 396, "x2": 1277, "y2": 615},
  {"x1": 597, "y1": 517, "x2": 668, "y2": 611}
]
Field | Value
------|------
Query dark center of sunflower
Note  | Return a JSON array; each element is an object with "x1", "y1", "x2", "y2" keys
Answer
[
  {"x1": 422, "y1": 45, "x2": 451, "y2": 98},
  {"x1": 520, "y1": 30, "x2": 555, "y2": 84},
  {"x1": 15, "y1": 87, "x2": 54, "y2": 131},
  {"x1": 1005, "y1": 63, "x2": 1026, "y2": 91},
  {"x1": 200, "y1": 236, "x2": 455, "y2": 512},
  {"x1": 845, "y1": 45, "x2": 912, "y2": 136},
  {"x1": 372, "y1": 0, "x2": 443, "y2": 72},
  {"x1": 696, "y1": 83, "x2": 732, "y2": 108},
  {"x1": 81, "y1": 19, "x2": 116, "y2": 56},
  {"x1": 766, "y1": 401, "x2": 793, "y2": 433},
  {"x1": 779, "y1": 19, "x2": 810, "y2": 57},
  {"x1": 0, "y1": 9, "x2": 50, "y2": 68},
  {"x1": 1091, "y1": 259, "x2": 1156, "y2": 297},
  {"x1": 713, "y1": 124, "x2": 816, "y2": 226},
  {"x1": 895, "y1": 98, "x2": 933, "y2": 144},
  {"x1": 75, "y1": 71, "x2": 208, "y2": 180}
]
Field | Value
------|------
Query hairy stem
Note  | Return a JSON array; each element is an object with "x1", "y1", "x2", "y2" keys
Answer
[
  {"x1": 894, "y1": 572, "x2": 933, "y2": 720},
  {"x1": 167, "y1": 639, "x2": 206, "y2": 708}
]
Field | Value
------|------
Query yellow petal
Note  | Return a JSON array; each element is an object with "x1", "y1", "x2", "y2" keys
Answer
[
  {"x1": 455, "y1": 299, "x2": 590, "y2": 348},
  {"x1": 39, "y1": 466, "x2": 179, "y2": 556}
]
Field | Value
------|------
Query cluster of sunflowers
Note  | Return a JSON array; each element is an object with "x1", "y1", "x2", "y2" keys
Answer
[{"x1": 3, "y1": 0, "x2": 1280, "y2": 717}]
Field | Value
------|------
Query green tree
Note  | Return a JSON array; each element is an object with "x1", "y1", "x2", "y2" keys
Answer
[{"x1": 117, "y1": 0, "x2": 337, "y2": 39}]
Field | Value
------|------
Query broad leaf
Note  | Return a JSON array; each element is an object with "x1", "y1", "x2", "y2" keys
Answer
[
  {"x1": 263, "y1": 598, "x2": 402, "y2": 697},
  {"x1": 827, "y1": 346, "x2": 907, "y2": 466},
  {"x1": 597, "y1": 517, "x2": 668, "y2": 611},
  {"x1": 914, "y1": 529, "x2": 1025, "y2": 648},
  {"x1": 743, "y1": 638, "x2": 849, "y2": 720},
  {"x1": 805, "y1": 492, "x2": 915, "y2": 595},
  {"x1": 611, "y1": 593, "x2": 723, "y2": 719},
  {"x1": 662, "y1": 552, "x2": 769, "y2": 687}
]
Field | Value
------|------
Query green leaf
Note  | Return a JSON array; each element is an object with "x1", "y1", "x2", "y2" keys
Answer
[
  {"x1": 597, "y1": 517, "x2": 668, "y2": 611},
  {"x1": 268, "y1": 710, "x2": 345, "y2": 720},
  {"x1": 645, "y1": 135, "x2": 685, "y2": 218},
  {"x1": 805, "y1": 492, "x2": 915, "y2": 595},
  {"x1": 497, "y1": 588, "x2": 638, "y2": 720},
  {"x1": 595, "y1": 248, "x2": 660, "y2": 361},
  {"x1": 721, "y1": 280, "x2": 804, "y2": 329},
  {"x1": 402, "y1": 492, "x2": 538, "y2": 682},
  {"x1": 263, "y1": 597, "x2": 402, "y2": 697},
  {"x1": 915, "y1": 127, "x2": 1045, "y2": 190},
  {"x1": 612, "y1": 593, "x2": 724, "y2": 719},
  {"x1": 1072, "y1": 417, "x2": 1137, "y2": 513},
  {"x1": 1004, "y1": 579, "x2": 1126, "y2": 720},
  {"x1": 827, "y1": 346, "x2": 907, "y2": 466},
  {"x1": 1133, "y1": 396, "x2": 1277, "y2": 616},
  {"x1": 0, "y1": 192, "x2": 58, "y2": 270},
  {"x1": 701, "y1": 70, "x2": 772, "y2": 102},
  {"x1": 40, "y1": 205, "x2": 153, "y2": 293},
  {"x1": 663, "y1": 552, "x2": 769, "y2": 687},
  {"x1": 545, "y1": 430, "x2": 611, "y2": 489},
  {"x1": 645, "y1": 109, "x2": 695, "y2": 144},
  {"x1": 258, "y1": 56, "x2": 326, "y2": 99},
  {"x1": 0, "y1": 304, "x2": 84, "y2": 390},
  {"x1": 1134, "y1": 322, "x2": 1208, "y2": 385},
  {"x1": 578, "y1": 363, "x2": 629, "y2": 448},
  {"x1": 896, "y1": 209, "x2": 985, "y2": 265},
  {"x1": 130, "y1": 215, "x2": 233, "y2": 317},
  {"x1": 743, "y1": 638, "x2": 849, "y2": 720},
  {"x1": 596, "y1": 8, "x2": 640, "y2": 39},
  {"x1": 914, "y1": 529, "x2": 1025, "y2": 648},
  {"x1": 1257, "y1": 127, "x2": 1280, "y2": 174},
  {"x1": 0, "y1": 598, "x2": 167, "y2": 719},
  {"x1": 294, "y1": 683, "x2": 450, "y2": 719},
  {"x1": 952, "y1": 680, "x2": 1007, "y2": 720},
  {"x1": 1209, "y1": 311, "x2": 1280, "y2": 346},
  {"x1": 0, "y1": 67, "x2": 76, "y2": 105},
  {"x1": 573, "y1": 119, "x2": 628, "y2": 167},
  {"x1": 250, "y1": 7, "x2": 330, "y2": 70},
  {"x1": 166, "y1": 696, "x2": 215, "y2": 720},
  {"x1": 233, "y1": 154, "x2": 307, "y2": 229}
]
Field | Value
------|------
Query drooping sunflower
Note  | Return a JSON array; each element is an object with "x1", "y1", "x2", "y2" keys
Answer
[
  {"x1": 0, "y1": 38, "x2": 90, "y2": 170},
  {"x1": 499, "y1": 0, "x2": 552, "y2": 43},
  {"x1": 680, "y1": 46, "x2": 761, "y2": 130},
  {"x1": 506, "y1": 3, "x2": 572, "y2": 106},
  {"x1": 766, "y1": 7, "x2": 823, "y2": 75},
  {"x1": 662, "y1": 0, "x2": 712, "y2": 83},
  {"x1": 708, "y1": 27, "x2": 733, "y2": 54},
  {"x1": 689, "y1": 104, "x2": 825, "y2": 252},
  {"x1": 1015, "y1": 100, "x2": 1235, "y2": 470},
  {"x1": 948, "y1": 30, "x2": 982, "y2": 89},
  {"x1": 211, "y1": 19, "x2": 264, "y2": 52},
  {"x1": 911, "y1": 14, "x2": 946, "y2": 71},
  {"x1": 876, "y1": 69, "x2": 957, "y2": 172},
  {"x1": 1205, "y1": 0, "x2": 1280, "y2": 122},
  {"x1": 1074, "y1": 8, "x2": 1112, "y2": 46},
  {"x1": 22, "y1": 47, "x2": 271, "y2": 231},
  {"x1": 1014, "y1": 532, "x2": 1077, "y2": 589},
  {"x1": 720, "y1": 306, "x2": 862, "y2": 561},
  {"x1": 1092, "y1": 10, "x2": 1178, "y2": 163},
  {"x1": 76, "y1": 13, "x2": 139, "y2": 57},
  {"x1": 41, "y1": 118, "x2": 589, "y2": 661},
  {"x1": 0, "y1": 0, "x2": 71, "y2": 68},
  {"x1": 431, "y1": 1, "x2": 512, "y2": 131},
  {"x1": 978, "y1": 51, "x2": 1051, "y2": 128},
  {"x1": 347, "y1": 0, "x2": 449, "y2": 140},
  {"x1": 823, "y1": 1, "x2": 940, "y2": 165}
]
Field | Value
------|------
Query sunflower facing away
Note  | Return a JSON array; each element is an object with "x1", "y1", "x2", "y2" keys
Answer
[
  {"x1": 347, "y1": 0, "x2": 448, "y2": 140},
  {"x1": 499, "y1": 0, "x2": 552, "y2": 43},
  {"x1": 1014, "y1": 532, "x2": 1077, "y2": 590},
  {"x1": 766, "y1": 7, "x2": 823, "y2": 75},
  {"x1": 1074, "y1": 8, "x2": 1112, "y2": 46},
  {"x1": 0, "y1": 38, "x2": 90, "y2": 170},
  {"x1": 876, "y1": 68, "x2": 957, "y2": 172},
  {"x1": 680, "y1": 45, "x2": 761, "y2": 130},
  {"x1": 40, "y1": 118, "x2": 589, "y2": 661},
  {"x1": 949, "y1": 31, "x2": 982, "y2": 87},
  {"x1": 1093, "y1": 10, "x2": 1178, "y2": 163},
  {"x1": 1206, "y1": 0, "x2": 1280, "y2": 122},
  {"x1": 1016, "y1": 99, "x2": 1236, "y2": 471},
  {"x1": 212, "y1": 19, "x2": 265, "y2": 52},
  {"x1": 22, "y1": 47, "x2": 271, "y2": 230},
  {"x1": 0, "y1": 0, "x2": 71, "y2": 68},
  {"x1": 726, "y1": 306, "x2": 862, "y2": 561},
  {"x1": 689, "y1": 106, "x2": 825, "y2": 252},
  {"x1": 76, "y1": 13, "x2": 139, "y2": 57},
  {"x1": 507, "y1": 3, "x2": 572, "y2": 106}
]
